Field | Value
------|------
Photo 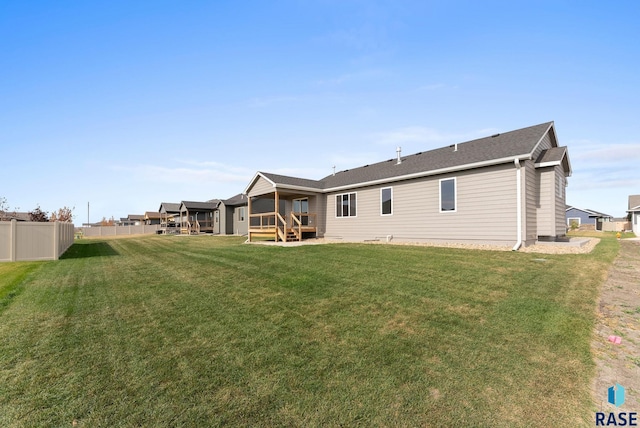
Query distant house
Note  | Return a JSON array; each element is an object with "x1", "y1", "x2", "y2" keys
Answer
[
  {"x1": 245, "y1": 122, "x2": 571, "y2": 248},
  {"x1": 565, "y1": 206, "x2": 613, "y2": 231},
  {"x1": 0, "y1": 212, "x2": 30, "y2": 222},
  {"x1": 171, "y1": 195, "x2": 249, "y2": 235},
  {"x1": 179, "y1": 201, "x2": 219, "y2": 234},
  {"x1": 125, "y1": 214, "x2": 144, "y2": 226},
  {"x1": 628, "y1": 195, "x2": 640, "y2": 235},
  {"x1": 144, "y1": 211, "x2": 162, "y2": 225},
  {"x1": 158, "y1": 202, "x2": 181, "y2": 230}
]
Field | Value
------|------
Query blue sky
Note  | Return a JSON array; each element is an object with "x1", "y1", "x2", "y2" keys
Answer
[{"x1": 2, "y1": 1, "x2": 639, "y2": 224}]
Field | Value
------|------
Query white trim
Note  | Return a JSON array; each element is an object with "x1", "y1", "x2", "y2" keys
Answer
[
  {"x1": 530, "y1": 122, "x2": 556, "y2": 154},
  {"x1": 512, "y1": 159, "x2": 522, "y2": 251},
  {"x1": 244, "y1": 172, "x2": 277, "y2": 194},
  {"x1": 535, "y1": 160, "x2": 562, "y2": 168},
  {"x1": 380, "y1": 187, "x2": 393, "y2": 216},
  {"x1": 334, "y1": 192, "x2": 358, "y2": 218},
  {"x1": 325, "y1": 154, "x2": 531, "y2": 194},
  {"x1": 439, "y1": 177, "x2": 457, "y2": 213}
]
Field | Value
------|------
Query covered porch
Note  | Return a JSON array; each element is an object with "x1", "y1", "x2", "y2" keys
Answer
[{"x1": 248, "y1": 190, "x2": 319, "y2": 242}]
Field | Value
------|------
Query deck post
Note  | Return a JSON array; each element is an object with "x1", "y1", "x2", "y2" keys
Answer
[
  {"x1": 247, "y1": 196, "x2": 252, "y2": 242},
  {"x1": 274, "y1": 191, "x2": 279, "y2": 242}
]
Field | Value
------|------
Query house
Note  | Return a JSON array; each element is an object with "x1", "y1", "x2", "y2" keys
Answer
[
  {"x1": 0, "y1": 212, "x2": 30, "y2": 222},
  {"x1": 178, "y1": 201, "x2": 219, "y2": 234},
  {"x1": 565, "y1": 206, "x2": 613, "y2": 231},
  {"x1": 121, "y1": 214, "x2": 144, "y2": 226},
  {"x1": 158, "y1": 202, "x2": 181, "y2": 231},
  {"x1": 628, "y1": 195, "x2": 640, "y2": 235},
  {"x1": 143, "y1": 211, "x2": 163, "y2": 225},
  {"x1": 244, "y1": 121, "x2": 571, "y2": 248},
  {"x1": 217, "y1": 193, "x2": 249, "y2": 236}
]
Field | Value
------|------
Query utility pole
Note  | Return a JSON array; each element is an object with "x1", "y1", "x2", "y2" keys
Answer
[{"x1": 87, "y1": 202, "x2": 90, "y2": 226}]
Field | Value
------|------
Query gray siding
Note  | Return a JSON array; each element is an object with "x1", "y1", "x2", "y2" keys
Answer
[
  {"x1": 554, "y1": 165, "x2": 567, "y2": 237},
  {"x1": 523, "y1": 160, "x2": 538, "y2": 245},
  {"x1": 536, "y1": 168, "x2": 555, "y2": 237},
  {"x1": 323, "y1": 164, "x2": 519, "y2": 245},
  {"x1": 233, "y1": 206, "x2": 248, "y2": 235},
  {"x1": 248, "y1": 176, "x2": 274, "y2": 197}
]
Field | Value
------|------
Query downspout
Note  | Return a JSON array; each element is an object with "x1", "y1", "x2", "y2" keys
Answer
[{"x1": 512, "y1": 159, "x2": 523, "y2": 251}]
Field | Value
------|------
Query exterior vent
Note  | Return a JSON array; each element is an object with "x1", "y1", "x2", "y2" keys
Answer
[
  {"x1": 491, "y1": 133, "x2": 501, "y2": 138},
  {"x1": 396, "y1": 147, "x2": 402, "y2": 165}
]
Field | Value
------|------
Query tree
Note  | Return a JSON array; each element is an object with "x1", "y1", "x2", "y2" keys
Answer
[
  {"x1": 29, "y1": 205, "x2": 49, "y2": 222},
  {"x1": 50, "y1": 206, "x2": 75, "y2": 223},
  {"x1": 100, "y1": 216, "x2": 115, "y2": 226}
]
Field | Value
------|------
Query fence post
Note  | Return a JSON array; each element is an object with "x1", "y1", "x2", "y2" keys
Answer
[
  {"x1": 53, "y1": 222, "x2": 59, "y2": 260},
  {"x1": 10, "y1": 219, "x2": 17, "y2": 262}
]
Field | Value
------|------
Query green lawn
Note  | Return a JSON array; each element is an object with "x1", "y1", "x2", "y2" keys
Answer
[{"x1": 0, "y1": 234, "x2": 619, "y2": 427}]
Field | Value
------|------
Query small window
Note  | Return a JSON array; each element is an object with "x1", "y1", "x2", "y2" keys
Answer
[
  {"x1": 440, "y1": 178, "x2": 456, "y2": 212},
  {"x1": 238, "y1": 207, "x2": 245, "y2": 221},
  {"x1": 381, "y1": 187, "x2": 392, "y2": 215},
  {"x1": 336, "y1": 193, "x2": 356, "y2": 217}
]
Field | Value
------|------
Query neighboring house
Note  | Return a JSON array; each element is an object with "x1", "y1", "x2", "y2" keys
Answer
[
  {"x1": 217, "y1": 193, "x2": 249, "y2": 236},
  {"x1": 144, "y1": 211, "x2": 162, "y2": 225},
  {"x1": 628, "y1": 194, "x2": 640, "y2": 235},
  {"x1": 120, "y1": 215, "x2": 144, "y2": 226},
  {"x1": 179, "y1": 201, "x2": 219, "y2": 234},
  {"x1": 158, "y1": 202, "x2": 181, "y2": 230},
  {"x1": 565, "y1": 206, "x2": 613, "y2": 231},
  {"x1": 0, "y1": 212, "x2": 30, "y2": 222},
  {"x1": 245, "y1": 121, "x2": 571, "y2": 248}
]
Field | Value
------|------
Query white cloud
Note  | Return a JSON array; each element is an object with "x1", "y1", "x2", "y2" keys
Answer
[
  {"x1": 113, "y1": 162, "x2": 252, "y2": 186},
  {"x1": 570, "y1": 143, "x2": 640, "y2": 162}
]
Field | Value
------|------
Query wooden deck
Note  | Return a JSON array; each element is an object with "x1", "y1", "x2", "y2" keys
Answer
[{"x1": 248, "y1": 212, "x2": 317, "y2": 242}]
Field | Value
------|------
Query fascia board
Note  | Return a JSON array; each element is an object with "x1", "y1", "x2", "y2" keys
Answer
[
  {"x1": 530, "y1": 122, "x2": 556, "y2": 155},
  {"x1": 244, "y1": 172, "x2": 276, "y2": 194}
]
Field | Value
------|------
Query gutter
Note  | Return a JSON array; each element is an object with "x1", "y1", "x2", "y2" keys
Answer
[{"x1": 512, "y1": 159, "x2": 523, "y2": 251}]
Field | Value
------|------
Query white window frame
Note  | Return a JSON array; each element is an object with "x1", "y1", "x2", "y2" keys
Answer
[
  {"x1": 335, "y1": 192, "x2": 357, "y2": 218},
  {"x1": 380, "y1": 187, "x2": 393, "y2": 216},
  {"x1": 439, "y1": 177, "x2": 457, "y2": 213},
  {"x1": 567, "y1": 217, "x2": 581, "y2": 227},
  {"x1": 238, "y1": 206, "x2": 246, "y2": 222}
]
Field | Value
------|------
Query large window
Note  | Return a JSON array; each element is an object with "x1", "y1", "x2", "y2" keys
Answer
[
  {"x1": 381, "y1": 187, "x2": 392, "y2": 215},
  {"x1": 440, "y1": 178, "x2": 456, "y2": 212},
  {"x1": 336, "y1": 193, "x2": 357, "y2": 217}
]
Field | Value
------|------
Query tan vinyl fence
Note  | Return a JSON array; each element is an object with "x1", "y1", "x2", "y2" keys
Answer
[
  {"x1": 602, "y1": 221, "x2": 632, "y2": 232},
  {"x1": 0, "y1": 220, "x2": 75, "y2": 262},
  {"x1": 79, "y1": 224, "x2": 160, "y2": 237}
]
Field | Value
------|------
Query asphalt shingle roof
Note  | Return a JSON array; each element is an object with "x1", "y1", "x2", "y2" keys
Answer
[
  {"x1": 535, "y1": 146, "x2": 567, "y2": 164},
  {"x1": 255, "y1": 122, "x2": 556, "y2": 192},
  {"x1": 223, "y1": 193, "x2": 248, "y2": 206},
  {"x1": 181, "y1": 201, "x2": 219, "y2": 211},
  {"x1": 628, "y1": 195, "x2": 640, "y2": 211},
  {"x1": 159, "y1": 202, "x2": 181, "y2": 213}
]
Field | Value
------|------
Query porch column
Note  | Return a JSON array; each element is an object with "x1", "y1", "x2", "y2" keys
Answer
[
  {"x1": 274, "y1": 190, "x2": 279, "y2": 242},
  {"x1": 248, "y1": 196, "x2": 253, "y2": 242}
]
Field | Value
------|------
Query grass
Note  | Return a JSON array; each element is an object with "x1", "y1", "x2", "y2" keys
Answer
[{"x1": 0, "y1": 234, "x2": 620, "y2": 427}]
